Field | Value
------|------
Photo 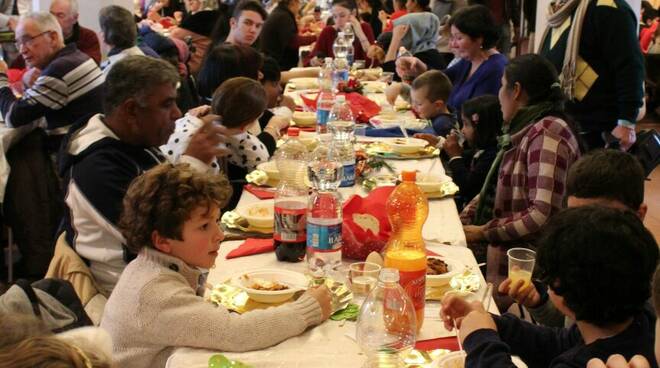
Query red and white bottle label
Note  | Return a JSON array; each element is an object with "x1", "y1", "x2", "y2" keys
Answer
[
  {"x1": 398, "y1": 269, "x2": 426, "y2": 311},
  {"x1": 274, "y1": 206, "x2": 306, "y2": 242}
]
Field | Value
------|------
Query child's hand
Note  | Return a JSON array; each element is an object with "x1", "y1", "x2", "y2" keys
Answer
[
  {"x1": 458, "y1": 307, "x2": 497, "y2": 345},
  {"x1": 385, "y1": 82, "x2": 402, "y2": 106},
  {"x1": 587, "y1": 355, "x2": 651, "y2": 368},
  {"x1": 280, "y1": 95, "x2": 297, "y2": 112},
  {"x1": 413, "y1": 133, "x2": 439, "y2": 147},
  {"x1": 498, "y1": 278, "x2": 542, "y2": 308},
  {"x1": 187, "y1": 104, "x2": 211, "y2": 118},
  {"x1": 306, "y1": 285, "x2": 333, "y2": 320},
  {"x1": 440, "y1": 294, "x2": 481, "y2": 330},
  {"x1": 442, "y1": 133, "x2": 463, "y2": 158}
]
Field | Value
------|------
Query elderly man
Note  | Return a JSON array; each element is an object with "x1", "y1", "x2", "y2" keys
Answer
[
  {"x1": 59, "y1": 55, "x2": 227, "y2": 295},
  {"x1": 0, "y1": 12, "x2": 103, "y2": 150},
  {"x1": 99, "y1": 5, "x2": 148, "y2": 74},
  {"x1": 224, "y1": 0, "x2": 267, "y2": 47},
  {"x1": 50, "y1": 0, "x2": 101, "y2": 64}
]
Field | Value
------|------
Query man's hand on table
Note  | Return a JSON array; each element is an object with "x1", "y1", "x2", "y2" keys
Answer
[
  {"x1": 463, "y1": 225, "x2": 486, "y2": 243},
  {"x1": 184, "y1": 114, "x2": 231, "y2": 164},
  {"x1": 441, "y1": 294, "x2": 496, "y2": 345},
  {"x1": 306, "y1": 285, "x2": 333, "y2": 320},
  {"x1": 498, "y1": 278, "x2": 541, "y2": 309},
  {"x1": 587, "y1": 355, "x2": 651, "y2": 368}
]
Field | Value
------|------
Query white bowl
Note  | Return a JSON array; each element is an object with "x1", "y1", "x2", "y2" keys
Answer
[
  {"x1": 289, "y1": 77, "x2": 318, "y2": 90},
  {"x1": 257, "y1": 161, "x2": 280, "y2": 180},
  {"x1": 236, "y1": 200, "x2": 274, "y2": 229},
  {"x1": 416, "y1": 173, "x2": 450, "y2": 193},
  {"x1": 362, "y1": 81, "x2": 387, "y2": 93},
  {"x1": 369, "y1": 114, "x2": 402, "y2": 129},
  {"x1": 292, "y1": 111, "x2": 317, "y2": 127},
  {"x1": 234, "y1": 269, "x2": 309, "y2": 304},
  {"x1": 386, "y1": 137, "x2": 428, "y2": 154},
  {"x1": 426, "y1": 256, "x2": 465, "y2": 287},
  {"x1": 437, "y1": 351, "x2": 466, "y2": 368}
]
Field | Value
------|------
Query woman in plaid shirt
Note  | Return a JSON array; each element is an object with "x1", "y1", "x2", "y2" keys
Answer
[{"x1": 460, "y1": 54, "x2": 583, "y2": 306}]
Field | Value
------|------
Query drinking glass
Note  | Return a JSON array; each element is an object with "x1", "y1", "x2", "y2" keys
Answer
[
  {"x1": 349, "y1": 262, "x2": 381, "y2": 303},
  {"x1": 507, "y1": 248, "x2": 536, "y2": 289}
]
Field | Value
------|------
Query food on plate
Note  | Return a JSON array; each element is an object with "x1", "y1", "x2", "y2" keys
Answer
[
  {"x1": 241, "y1": 275, "x2": 289, "y2": 291},
  {"x1": 427, "y1": 258, "x2": 449, "y2": 275},
  {"x1": 292, "y1": 111, "x2": 317, "y2": 127},
  {"x1": 247, "y1": 205, "x2": 271, "y2": 218},
  {"x1": 393, "y1": 138, "x2": 408, "y2": 145},
  {"x1": 245, "y1": 170, "x2": 268, "y2": 186}
]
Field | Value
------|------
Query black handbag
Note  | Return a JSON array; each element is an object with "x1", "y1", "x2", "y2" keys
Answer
[{"x1": 629, "y1": 129, "x2": 660, "y2": 177}]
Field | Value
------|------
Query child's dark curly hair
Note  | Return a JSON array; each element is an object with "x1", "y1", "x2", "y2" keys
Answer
[
  {"x1": 119, "y1": 163, "x2": 232, "y2": 253},
  {"x1": 537, "y1": 206, "x2": 658, "y2": 327}
]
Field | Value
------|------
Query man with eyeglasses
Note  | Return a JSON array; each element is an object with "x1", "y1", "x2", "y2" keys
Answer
[{"x1": 0, "y1": 12, "x2": 103, "y2": 151}]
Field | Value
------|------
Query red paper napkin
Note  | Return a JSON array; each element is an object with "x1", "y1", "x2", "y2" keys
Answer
[
  {"x1": 300, "y1": 92, "x2": 381, "y2": 124},
  {"x1": 226, "y1": 238, "x2": 275, "y2": 259},
  {"x1": 415, "y1": 336, "x2": 460, "y2": 351},
  {"x1": 244, "y1": 184, "x2": 276, "y2": 200}
]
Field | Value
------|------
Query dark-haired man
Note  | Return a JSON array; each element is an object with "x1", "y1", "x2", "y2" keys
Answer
[
  {"x1": 442, "y1": 206, "x2": 659, "y2": 368},
  {"x1": 224, "y1": 0, "x2": 267, "y2": 47},
  {"x1": 59, "y1": 55, "x2": 227, "y2": 295}
]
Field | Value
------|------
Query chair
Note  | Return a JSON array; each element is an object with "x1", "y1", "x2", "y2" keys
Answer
[{"x1": 45, "y1": 233, "x2": 107, "y2": 325}]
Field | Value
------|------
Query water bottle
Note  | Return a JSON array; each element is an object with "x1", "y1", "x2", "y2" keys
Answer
[
  {"x1": 332, "y1": 33, "x2": 350, "y2": 87},
  {"x1": 328, "y1": 95, "x2": 356, "y2": 187},
  {"x1": 343, "y1": 25, "x2": 355, "y2": 66},
  {"x1": 274, "y1": 127, "x2": 309, "y2": 262},
  {"x1": 306, "y1": 137, "x2": 343, "y2": 277},
  {"x1": 356, "y1": 268, "x2": 417, "y2": 368},
  {"x1": 317, "y1": 58, "x2": 335, "y2": 134}
]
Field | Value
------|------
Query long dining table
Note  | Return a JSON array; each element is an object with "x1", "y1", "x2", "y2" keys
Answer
[{"x1": 166, "y1": 148, "x2": 504, "y2": 367}]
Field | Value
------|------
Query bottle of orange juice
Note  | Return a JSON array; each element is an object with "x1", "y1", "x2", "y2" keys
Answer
[{"x1": 383, "y1": 171, "x2": 428, "y2": 331}]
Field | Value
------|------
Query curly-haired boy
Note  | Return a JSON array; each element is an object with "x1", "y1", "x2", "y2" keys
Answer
[{"x1": 101, "y1": 163, "x2": 331, "y2": 368}]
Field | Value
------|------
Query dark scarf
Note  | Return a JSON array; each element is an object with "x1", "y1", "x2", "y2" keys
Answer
[{"x1": 473, "y1": 101, "x2": 557, "y2": 225}]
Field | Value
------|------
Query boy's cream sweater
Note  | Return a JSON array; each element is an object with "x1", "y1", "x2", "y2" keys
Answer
[{"x1": 100, "y1": 248, "x2": 323, "y2": 368}]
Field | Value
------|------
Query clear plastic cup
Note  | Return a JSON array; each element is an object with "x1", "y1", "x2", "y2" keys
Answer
[
  {"x1": 349, "y1": 262, "x2": 381, "y2": 302},
  {"x1": 507, "y1": 248, "x2": 536, "y2": 289}
]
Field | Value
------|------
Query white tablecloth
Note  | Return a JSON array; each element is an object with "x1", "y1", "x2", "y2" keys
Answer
[{"x1": 166, "y1": 156, "x2": 480, "y2": 367}]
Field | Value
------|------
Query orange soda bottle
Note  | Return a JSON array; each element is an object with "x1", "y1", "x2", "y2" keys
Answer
[{"x1": 383, "y1": 171, "x2": 428, "y2": 332}]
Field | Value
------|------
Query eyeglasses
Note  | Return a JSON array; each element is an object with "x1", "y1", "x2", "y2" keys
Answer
[{"x1": 15, "y1": 31, "x2": 51, "y2": 49}]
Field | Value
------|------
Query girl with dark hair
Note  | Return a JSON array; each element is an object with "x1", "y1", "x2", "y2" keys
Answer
[
  {"x1": 444, "y1": 95, "x2": 502, "y2": 209},
  {"x1": 405, "y1": 0, "x2": 430, "y2": 12},
  {"x1": 460, "y1": 54, "x2": 582, "y2": 308},
  {"x1": 307, "y1": 0, "x2": 376, "y2": 66},
  {"x1": 444, "y1": 4, "x2": 507, "y2": 116}
]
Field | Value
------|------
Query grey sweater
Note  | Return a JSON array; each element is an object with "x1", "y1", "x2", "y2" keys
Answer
[{"x1": 100, "y1": 248, "x2": 324, "y2": 368}]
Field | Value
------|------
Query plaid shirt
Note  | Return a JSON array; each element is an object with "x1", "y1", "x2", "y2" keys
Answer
[{"x1": 461, "y1": 116, "x2": 581, "y2": 243}]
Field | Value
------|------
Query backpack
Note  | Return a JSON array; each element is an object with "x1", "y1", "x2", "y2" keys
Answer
[{"x1": 0, "y1": 278, "x2": 92, "y2": 332}]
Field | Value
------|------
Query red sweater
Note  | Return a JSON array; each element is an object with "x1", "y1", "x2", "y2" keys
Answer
[
  {"x1": 307, "y1": 23, "x2": 376, "y2": 66},
  {"x1": 77, "y1": 25, "x2": 102, "y2": 65}
]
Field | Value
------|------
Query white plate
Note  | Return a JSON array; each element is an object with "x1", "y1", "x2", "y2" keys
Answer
[
  {"x1": 427, "y1": 256, "x2": 465, "y2": 287},
  {"x1": 288, "y1": 77, "x2": 318, "y2": 90},
  {"x1": 292, "y1": 111, "x2": 317, "y2": 127},
  {"x1": 436, "y1": 351, "x2": 466, "y2": 368},
  {"x1": 236, "y1": 200, "x2": 275, "y2": 229},
  {"x1": 233, "y1": 269, "x2": 309, "y2": 304},
  {"x1": 385, "y1": 137, "x2": 429, "y2": 154},
  {"x1": 416, "y1": 173, "x2": 452, "y2": 193},
  {"x1": 257, "y1": 161, "x2": 279, "y2": 180}
]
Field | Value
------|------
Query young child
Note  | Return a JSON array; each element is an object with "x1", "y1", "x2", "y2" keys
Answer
[
  {"x1": 441, "y1": 206, "x2": 659, "y2": 368},
  {"x1": 498, "y1": 150, "x2": 649, "y2": 328},
  {"x1": 162, "y1": 77, "x2": 271, "y2": 172},
  {"x1": 101, "y1": 164, "x2": 332, "y2": 368},
  {"x1": 422, "y1": 95, "x2": 502, "y2": 209},
  {"x1": 261, "y1": 56, "x2": 297, "y2": 120},
  {"x1": 409, "y1": 70, "x2": 457, "y2": 137}
]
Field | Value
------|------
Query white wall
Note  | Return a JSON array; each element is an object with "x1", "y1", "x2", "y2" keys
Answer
[
  {"x1": 534, "y1": 0, "x2": 641, "y2": 51},
  {"x1": 31, "y1": 0, "x2": 134, "y2": 33}
]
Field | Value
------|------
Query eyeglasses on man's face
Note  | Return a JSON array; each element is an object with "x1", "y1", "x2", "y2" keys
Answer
[{"x1": 15, "y1": 31, "x2": 52, "y2": 49}]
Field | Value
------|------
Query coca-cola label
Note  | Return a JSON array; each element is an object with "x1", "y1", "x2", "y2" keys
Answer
[
  {"x1": 274, "y1": 206, "x2": 306, "y2": 242},
  {"x1": 399, "y1": 269, "x2": 426, "y2": 311}
]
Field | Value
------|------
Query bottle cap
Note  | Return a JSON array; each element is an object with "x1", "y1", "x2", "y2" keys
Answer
[
  {"x1": 379, "y1": 268, "x2": 400, "y2": 283},
  {"x1": 401, "y1": 171, "x2": 416, "y2": 182},
  {"x1": 287, "y1": 127, "x2": 300, "y2": 136}
]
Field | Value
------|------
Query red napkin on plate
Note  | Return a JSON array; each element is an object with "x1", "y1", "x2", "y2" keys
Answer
[
  {"x1": 244, "y1": 184, "x2": 275, "y2": 200},
  {"x1": 300, "y1": 92, "x2": 381, "y2": 124},
  {"x1": 226, "y1": 238, "x2": 275, "y2": 259}
]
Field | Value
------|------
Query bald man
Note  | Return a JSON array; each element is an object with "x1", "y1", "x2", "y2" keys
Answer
[{"x1": 50, "y1": 0, "x2": 101, "y2": 64}]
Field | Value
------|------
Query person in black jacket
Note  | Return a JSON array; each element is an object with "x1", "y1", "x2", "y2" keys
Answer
[
  {"x1": 260, "y1": 0, "x2": 316, "y2": 70},
  {"x1": 441, "y1": 206, "x2": 659, "y2": 368},
  {"x1": 444, "y1": 95, "x2": 501, "y2": 209}
]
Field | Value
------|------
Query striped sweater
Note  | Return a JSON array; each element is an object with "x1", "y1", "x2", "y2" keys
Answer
[
  {"x1": 461, "y1": 116, "x2": 581, "y2": 243},
  {"x1": 0, "y1": 44, "x2": 104, "y2": 136}
]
